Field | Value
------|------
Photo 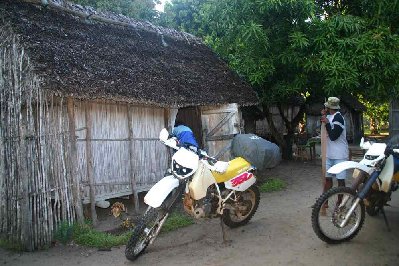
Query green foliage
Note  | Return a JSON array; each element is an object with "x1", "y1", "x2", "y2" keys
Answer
[
  {"x1": 158, "y1": 0, "x2": 398, "y2": 153},
  {"x1": 358, "y1": 96, "x2": 389, "y2": 133},
  {"x1": 162, "y1": 212, "x2": 194, "y2": 233},
  {"x1": 159, "y1": 0, "x2": 206, "y2": 34},
  {"x1": 259, "y1": 178, "x2": 286, "y2": 193},
  {"x1": 159, "y1": 0, "x2": 399, "y2": 105},
  {"x1": 54, "y1": 221, "x2": 131, "y2": 248},
  {"x1": 70, "y1": 0, "x2": 160, "y2": 20},
  {"x1": 0, "y1": 238, "x2": 24, "y2": 251},
  {"x1": 52, "y1": 212, "x2": 193, "y2": 249},
  {"x1": 72, "y1": 224, "x2": 132, "y2": 249},
  {"x1": 54, "y1": 221, "x2": 74, "y2": 244}
]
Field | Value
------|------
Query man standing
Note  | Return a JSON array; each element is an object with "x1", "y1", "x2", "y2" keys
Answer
[{"x1": 320, "y1": 97, "x2": 349, "y2": 194}]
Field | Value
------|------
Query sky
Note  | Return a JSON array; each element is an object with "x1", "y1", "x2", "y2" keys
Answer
[{"x1": 155, "y1": 0, "x2": 170, "y2": 12}]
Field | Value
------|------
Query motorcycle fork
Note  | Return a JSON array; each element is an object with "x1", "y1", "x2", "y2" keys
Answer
[
  {"x1": 350, "y1": 171, "x2": 367, "y2": 191},
  {"x1": 339, "y1": 171, "x2": 380, "y2": 228},
  {"x1": 148, "y1": 182, "x2": 187, "y2": 245},
  {"x1": 149, "y1": 212, "x2": 169, "y2": 245}
]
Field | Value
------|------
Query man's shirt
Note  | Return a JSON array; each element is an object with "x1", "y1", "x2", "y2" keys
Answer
[{"x1": 326, "y1": 112, "x2": 349, "y2": 159}]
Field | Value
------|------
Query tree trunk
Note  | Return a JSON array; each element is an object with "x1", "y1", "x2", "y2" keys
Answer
[
  {"x1": 370, "y1": 117, "x2": 378, "y2": 134},
  {"x1": 263, "y1": 107, "x2": 286, "y2": 149},
  {"x1": 277, "y1": 104, "x2": 305, "y2": 160},
  {"x1": 262, "y1": 103, "x2": 306, "y2": 160}
]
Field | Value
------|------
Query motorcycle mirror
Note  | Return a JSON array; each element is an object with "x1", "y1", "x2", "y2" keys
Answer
[{"x1": 159, "y1": 128, "x2": 169, "y2": 142}]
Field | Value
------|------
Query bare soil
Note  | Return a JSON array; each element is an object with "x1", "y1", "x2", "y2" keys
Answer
[{"x1": 2, "y1": 160, "x2": 399, "y2": 266}]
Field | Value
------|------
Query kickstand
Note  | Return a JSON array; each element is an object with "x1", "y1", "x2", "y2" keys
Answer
[
  {"x1": 380, "y1": 207, "x2": 391, "y2": 232},
  {"x1": 220, "y1": 217, "x2": 232, "y2": 246}
]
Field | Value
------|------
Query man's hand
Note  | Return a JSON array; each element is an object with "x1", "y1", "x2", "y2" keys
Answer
[{"x1": 320, "y1": 115, "x2": 329, "y2": 124}]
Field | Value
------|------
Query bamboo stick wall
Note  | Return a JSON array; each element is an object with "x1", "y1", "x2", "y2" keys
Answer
[
  {"x1": 74, "y1": 101, "x2": 168, "y2": 204},
  {"x1": 0, "y1": 29, "x2": 78, "y2": 250},
  {"x1": 0, "y1": 28, "x2": 169, "y2": 250}
]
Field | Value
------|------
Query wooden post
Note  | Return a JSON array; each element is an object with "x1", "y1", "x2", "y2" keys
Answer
[
  {"x1": 20, "y1": 97, "x2": 32, "y2": 250},
  {"x1": 321, "y1": 122, "x2": 327, "y2": 184},
  {"x1": 67, "y1": 98, "x2": 84, "y2": 223},
  {"x1": 127, "y1": 105, "x2": 140, "y2": 213},
  {"x1": 85, "y1": 103, "x2": 97, "y2": 226}
]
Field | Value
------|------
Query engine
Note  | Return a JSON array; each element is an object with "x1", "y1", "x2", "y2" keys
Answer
[{"x1": 183, "y1": 186, "x2": 219, "y2": 218}]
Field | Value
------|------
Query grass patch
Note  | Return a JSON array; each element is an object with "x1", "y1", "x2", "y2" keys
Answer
[
  {"x1": 53, "y1": 211, "x2": 193, "y2": 249},
  {"x1": 0, "y1": 238, "x2": 24, "y2": 251},
  {"x1": 259, "y1": 178, "x2": 286, "y2": 193},
  {"x1": 72, "y1": 224, "x2": 132, "y2": 249},
  {"x1": 161, "y1": 212, "x2": 194, "y2": 233},
  {"x1": 54, "y1": 221, "x2": 131, "y2": 249},
  {"x1": 2, "y1": 212, "x2": 194, "y2": 251}
]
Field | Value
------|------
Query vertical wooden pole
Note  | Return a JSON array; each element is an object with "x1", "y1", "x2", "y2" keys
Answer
[
  {"x1": 20, "y1": 99, "x2": 31, "y2": 250},
  {"x1": 321, "y1": 122, "x2": 327, "y2": 184},
  {"x1": 85, "y1": 103, "x2": 97, "y2": 226},
  {"x1": 127, "y1": 105, "x2": 139, "y2": 213},
  {"x1": 67, "y1": 98, "x2": 84, "y2": 223},
  {"x1": 164, "y1": 108, "x2": 169, "y2": 129}
]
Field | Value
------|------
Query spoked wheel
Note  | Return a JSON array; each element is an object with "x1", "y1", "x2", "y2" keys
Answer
[
  {"x1": 125, "y1": 207, "x2": 168, "y2": 261},
  {"x1": 312, "y1": 187, "x2": 365, "y2": 244},
  {"x1": 222, "y1": 185, "x2": 260, "y2": 228}
]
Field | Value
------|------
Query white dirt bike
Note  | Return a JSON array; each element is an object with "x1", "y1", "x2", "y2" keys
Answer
[
  {"x1": 312, "y1": 139, "x2": 399, "y2": 243},
  {"x1": 125, "y1": 129, "x2": 260, "y2": 260}
]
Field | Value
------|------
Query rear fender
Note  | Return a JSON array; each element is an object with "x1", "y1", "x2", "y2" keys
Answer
[
  {"x1": 327, "y1": 161, "x2": 374, "y2": 176},
  {"x1": 144, "y1": 175, "x2": 179, "y2": 208},
  {"x1": 225, "y1": 172, "x2": 256, "y2": 191}
]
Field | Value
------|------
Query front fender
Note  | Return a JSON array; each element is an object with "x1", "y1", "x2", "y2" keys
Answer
[
  {"x1": 327, "y1": 161, "x2": 374, "y2": 175},
  {"x1": 144, "y1": 175, "x2": 179, "y2": 208}
]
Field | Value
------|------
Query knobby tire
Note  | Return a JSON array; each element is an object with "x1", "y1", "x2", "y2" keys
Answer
[
  {"x1": 311, "y1": 186, "x2": 365, "y2": 244},
  {"x1": 222, "y1": 185, "x2": 260, "y2": 228}
]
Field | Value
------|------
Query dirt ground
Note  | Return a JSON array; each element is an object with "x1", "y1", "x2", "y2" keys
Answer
[{"x1": 1, "y1": 160, "x2": 399, "y2": 266}]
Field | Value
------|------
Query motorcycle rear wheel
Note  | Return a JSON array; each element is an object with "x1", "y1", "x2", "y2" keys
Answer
[
  {"x1": 311, "y1": 187, "x2": 365, "y2": 244},
  {"x1": 222, "y1": 185, "x2": 260, "y2": 228},
  {"x1": 125, "y1": 207, "x2": 167, "y2": 261}
]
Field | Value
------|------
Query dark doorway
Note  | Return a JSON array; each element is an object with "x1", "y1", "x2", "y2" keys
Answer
[{"x1": 176, "y1": 107, "x2": 203, "y2": 147}]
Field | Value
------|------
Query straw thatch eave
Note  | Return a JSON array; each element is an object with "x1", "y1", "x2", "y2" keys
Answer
[{"x1": 1, "y1": 0, "x2": 258, "y2": 108}]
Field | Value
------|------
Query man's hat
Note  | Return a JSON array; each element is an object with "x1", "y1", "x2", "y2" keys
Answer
[{"x1": 324, "y1": 97, "x2": 340, "y2": 110}]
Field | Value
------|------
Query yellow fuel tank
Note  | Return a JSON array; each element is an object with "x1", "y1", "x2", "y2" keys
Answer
[{"x1": 212, "y1": 157, "x2": 251, "y2": 183}]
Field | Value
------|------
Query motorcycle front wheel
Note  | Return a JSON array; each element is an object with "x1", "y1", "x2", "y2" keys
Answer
[
  {"x1": 125, "y1": 207, "x2": 168, "y2": 261},
  {"x1": 222, "y1": 185, "x2": 260, "y2": 228},
  {"x1": 311, "y1": 186, "x2": 365, "y2": 244}
]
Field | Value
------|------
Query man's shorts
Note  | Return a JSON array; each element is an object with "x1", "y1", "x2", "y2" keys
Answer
[{"x1": 326, "y1": 158, "x2": 347, "y2": 180}]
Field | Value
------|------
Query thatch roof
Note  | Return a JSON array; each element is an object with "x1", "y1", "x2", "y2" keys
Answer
[
  {"x1": 0, "y1": 0, "x2": 258, "y2": 107},
  {"x1": 340, "y1": 94, "x2": 366, "y2": 112}
]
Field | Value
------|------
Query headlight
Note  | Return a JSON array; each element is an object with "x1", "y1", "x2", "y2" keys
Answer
[
  {"x1": 172, "y1": 160, "x2": 193, "y2": 178},
  {"x1": 365, "y1": 155, "x2": 379, "y2": 160}
]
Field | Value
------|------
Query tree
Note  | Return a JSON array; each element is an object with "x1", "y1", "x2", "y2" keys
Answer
[
  {"x1": 70, "y1": 0, "x2": 160, "y2": 21},
  {"x1": 359, "y1": 97, "x2": 389, "y2": 134},
  {"x1": 160, "y1": 0, "x2": 318, "y2": 157},
  {"x1": 158, "y1": 0, "x2": 206, "y2": 34},
  {"x1": 159, "y1": 0, "x2": 398, "y2": 158}
]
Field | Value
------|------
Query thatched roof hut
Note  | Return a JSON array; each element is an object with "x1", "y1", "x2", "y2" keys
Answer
[
  {"x1": 0, "y1": 0, "x2": 257, "y2": 250},
  {"x1": 2, "y1": 0, "x2": 256, "y2": 107}
]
